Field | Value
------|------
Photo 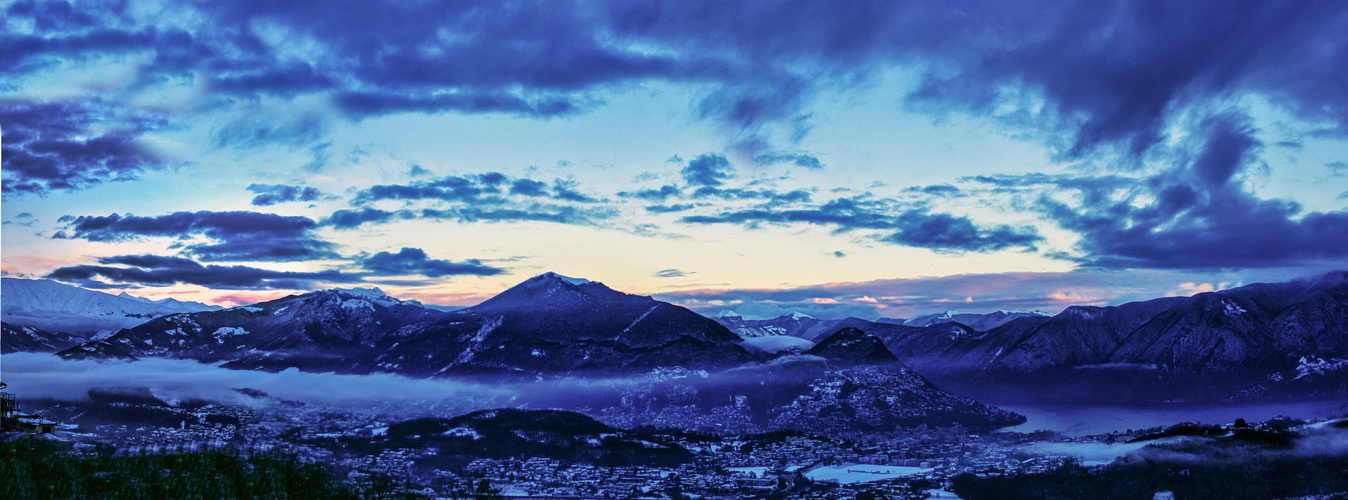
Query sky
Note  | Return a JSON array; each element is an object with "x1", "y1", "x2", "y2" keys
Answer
[{"x1": 2, "y1": 0, "x2": 1346, "y2": 319}]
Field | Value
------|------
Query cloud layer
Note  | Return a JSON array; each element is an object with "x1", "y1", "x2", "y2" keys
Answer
[
  {"x1": 55, "y1": 211, "x2": 338, "y2": 262},
  {"x1": 4, "y1": 0, "x2": 1346, "y2": 293}
]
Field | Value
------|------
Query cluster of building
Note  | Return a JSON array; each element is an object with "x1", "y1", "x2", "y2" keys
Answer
[
  {"x1": 0, "y1": 382, "x2": 57, "y2": 434},
  {"x1": 10, "y1": 388, "x2": 1115, "y2": 500}
]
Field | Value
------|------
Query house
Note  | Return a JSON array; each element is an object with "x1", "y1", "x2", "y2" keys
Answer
[{"x1": 1, "y1": 382, "x2": 58, "y2": 435}]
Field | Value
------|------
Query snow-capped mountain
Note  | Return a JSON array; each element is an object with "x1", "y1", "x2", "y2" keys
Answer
[
  {"x1": 942, "y1": 273, "x2": 1348, "y2": 376},
  {"x1": 1, "y1": 322, "x2": 85, "y2": 353},
  {"x1": 1, "y1": 278, "x2": 222, "y2": 335},
  {"x1": 52, "y1": 272, "x2": 1026, "y2": 431},
  {"x1": 707, "y1": 272, "x2": 1348, "y2": 403},
  {"x1": 369, "y1": 272, "x2": 753, "y2": 375},
  {"x1": 900, "y1": 310, "x2": 1052, "y2": 331},
  {"x1": 59, "y1": 273, "x2": 752, "y2": 376},
  {"x1": 59, "y1": 287, "x2": 445, "y2": 372},
  {"x1": 713, "y1": 312, "x2": 841, "y2": 339},
  {"x1": 115, "y1": 292, "x2": 221, "y2": 313}
]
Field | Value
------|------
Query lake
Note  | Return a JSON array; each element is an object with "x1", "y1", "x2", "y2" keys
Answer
[{"x1": 999, "y1": 400, "x2": 1347, "y2": 436}]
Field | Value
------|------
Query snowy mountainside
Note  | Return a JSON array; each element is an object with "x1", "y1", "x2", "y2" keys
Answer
[
  {"x1": 57, "y1": 273, "x2": 752, "y2": 376},
  {"x1": 1, "y1": 321, "x2": 84, "y2": 353},
  {"x1": 901, "y1": 310, "x2": 1051, "y2": 331},
  {"x1": 1, "y1": 278, "x2": 221, "y2": 334},
  {"x1": 713, "y1": 312, "x2": 843, "y2": 340},
  {"x1": 116, "y1": 292, "x2": 221, "y2": 313},
  {"x1": 51, "y1": 273, "x2": 1028, "y2": 431},
  {"x1": 378, "y1": 272, "x2": 752, "y2": 375},
  {"x1": 59, "y1": 287, "x2": 446, "y2": 371}
]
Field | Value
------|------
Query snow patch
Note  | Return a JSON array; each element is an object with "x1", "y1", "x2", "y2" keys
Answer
[
  {"x1": 341, "y1": 298, "x2": 374, "y2": 311},
  {"x1": 541, "y1": 272, "x2": 590, "y2": 285},
  {"x1": 741, "y1": 336, "x2": 815, "y2": 353},
  {"x1": 443, "y1": 427, "x2": 483, "y2": 440},
  {"x1": 213, "y1": 327, "x2": 247, "y2": 337},
  {"x1": 1296, "y1": 356, "x2": 1348, "y2": 380}
]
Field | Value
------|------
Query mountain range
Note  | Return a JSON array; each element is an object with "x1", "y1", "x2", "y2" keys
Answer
[
  {"x1": 896, "y1": 310, "x2": 1051, "y2": 330},
  {"x1": 10, "y1": 271, "x2": 1347, "y2": 407},
  {"x1": 1, "y1": 278, "x2": 220, "y2": 335},
  {"x1": 709, "y1": 272, "x2": 1348, "y2": 403},
  {"x1": 35, "y1": 273, "x2": 1021, "y2": 431},
  {"x1": 54, "y1": 273, "x2": 753, "y2": 376}
]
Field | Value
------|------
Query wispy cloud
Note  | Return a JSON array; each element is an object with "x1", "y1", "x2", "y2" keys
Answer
[
  {"x1": 46, "y1": 254, "x2": 355, "y2": 290},
  {"x1": 965, "y1": 114, "x2": 1348, "y2": 269},
  {"x1": 360, "y1": 247, "x2": 504, "y2": 278},
  {"x1": 652, "y1": 268, "x2": 692, "y2": 278},
  {"x1": 246, "y1": 183, "x2": 325, "y2": 206},
  {"x1": 54, "y1": 211, "x2": 339, "y2": 262}
]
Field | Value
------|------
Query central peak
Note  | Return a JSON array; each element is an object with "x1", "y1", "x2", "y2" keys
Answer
[
  {"x1": 540, "y1": 272, "x2": 591, "y2": 285},
  {"x1": 465, "y1": 272, "x2": 631, "y2": 314}
]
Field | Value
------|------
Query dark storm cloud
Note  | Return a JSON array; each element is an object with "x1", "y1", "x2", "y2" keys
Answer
[
  {"x1": 9, "y1": 1, "x2": 1348, "y2": 157},
  {"x1": 55, "y1": 211, "x2": 338, "y2": 262},
  {"x1": 1041, "y1": 189, "x2": 1348, "y2": 269},
  {"x1": 209, "y1": 63, "x2": 335, "y2": 97},
  {"x1": 360, "y1": 247, "x2": 503, "y2": 278},
  {"x1": 0, "y1": 101, "x2": 168, "y2": 195},
  {"x1": 8, "y1": 0, "x2": 1348, "y2": 272},
  {"x1": 247, "y1": 184, "x2": 324, "y2": 206},
  {"x1": 334, "y1": 91, "x2": 581, "y2": 119},
  {"x1": 47, "y1": 254, "x2": 353, "y2": 290},
  {"x1": 902, "y1": 1, "x2": 1348, "y2": 158},
  {"x1": 880, "y1": 210, "x2": 1041, "y2": 252},
  {"x1": 679, "y1": 195, "x2": 1040, "y2": 253},
  {"x1": 968, "y1": 115, "x2": 1348, "y2": 268}
]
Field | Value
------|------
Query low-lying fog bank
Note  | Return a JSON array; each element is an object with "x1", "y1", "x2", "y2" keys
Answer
[
  {"x1": 3, "y1": 352, "x2": 1023, "y2": 432},
  {"x1": 4, "y1": 352, "x2": 595, "y2": 416}
]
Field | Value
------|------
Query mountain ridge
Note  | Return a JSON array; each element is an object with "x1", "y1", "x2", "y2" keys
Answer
[{"x1": 1, "y1": 278, "x2": 221, "y2": 335}]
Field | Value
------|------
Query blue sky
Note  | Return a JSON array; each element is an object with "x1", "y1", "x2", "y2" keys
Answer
[{"x1": 3, "y1": 0, "x2": 1346, "y2": 318}]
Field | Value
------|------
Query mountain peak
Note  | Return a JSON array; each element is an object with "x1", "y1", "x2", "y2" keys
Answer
[
  {"x1": 805, "y1": 327, "x2": 900, "y2": 364},
  {"x1": 538, "y1": 272, "x2": 591, "y2": 285},
  {"x1": 324, "y1": 286, "x2": 402, "y2": 303},
  {"x1": 466, "y1": 272, "x2": 630, "y2": 313},
  {"x1": 2, "y1": 278, "x2": 219, "y2": 333}
]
